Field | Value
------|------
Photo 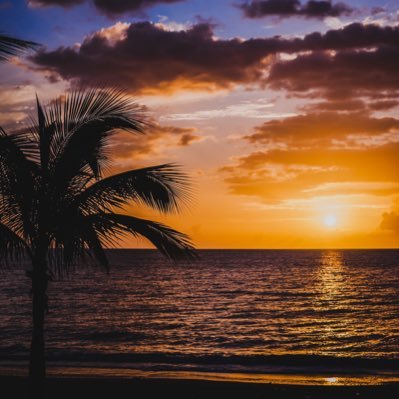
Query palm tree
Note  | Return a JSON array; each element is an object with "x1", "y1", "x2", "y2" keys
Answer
[
  {"x1": 0, "y1": 88, "x2": 196, "y2": 397},
  {"x1": 0, "y1": 33, "x2": 38, "y2": 61}
]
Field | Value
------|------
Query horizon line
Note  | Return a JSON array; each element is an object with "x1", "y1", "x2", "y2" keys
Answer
[{"x1": 106, "y1": 247, "x2": 399, "y2": 251}]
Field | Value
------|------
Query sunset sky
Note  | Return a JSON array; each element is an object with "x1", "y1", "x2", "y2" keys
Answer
[{"x1": 1, "y1": 0, "x2": 399, "y2": 248}]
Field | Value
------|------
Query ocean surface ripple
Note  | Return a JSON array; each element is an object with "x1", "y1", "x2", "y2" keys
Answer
[{"x1": 1, "y1": 249, "x2": 398, "y2": 375}]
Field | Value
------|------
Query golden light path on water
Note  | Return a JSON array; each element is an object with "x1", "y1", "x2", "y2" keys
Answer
[
  {"x1": 317, "y1": 251, "x2": 353, "y2": 349},
  {"x1": 319, "y1": 250, "x2": 345, "y2": 303}
]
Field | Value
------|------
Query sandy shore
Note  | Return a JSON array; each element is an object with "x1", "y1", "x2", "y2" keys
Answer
[{"x1": 1, "y1": 376, "x2": 399, "y2": 399}]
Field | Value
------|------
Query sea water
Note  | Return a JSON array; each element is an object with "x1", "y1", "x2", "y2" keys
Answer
[{"x1": 1, "y1": 249, "x2": 398, "y2": 383}]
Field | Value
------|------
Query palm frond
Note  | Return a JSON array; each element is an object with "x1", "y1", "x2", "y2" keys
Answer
[
  {"x1": 82, "y1": 223, "x2": 109, "y2": 271},
  {"x1": 35, "y1": 95, "x2": 52, "y2": 170},
  {"x1": 0, "y1": 88, "x2": 197, "y2": 279},
  {"x1": 0, "y1": 34, "x2": 38, "y2": 61},
  {"x1": 45, "y1": 89, "x2": 146, "y2": 194},
  {"x1": 89, "y1": 213, "x2": 197, "y2": 261},
  {"x1": 0, "y1": 128, "x2": 38, "y2": 238},
  {"x1": 77, "y1": 164, "x2": 191, "y2": 215},
  {"x1": 0, "y1": 127, "x2": 38, "y2": 160},
  {"x1": 0, "y1": 222, "x2": 30, "y2": 268},
  {"x1": 49, "y1": 210, "x2": 110, "y2": 277},
  {"x1": 52, "y1": 88, "x2": 146, "y2": 158}
]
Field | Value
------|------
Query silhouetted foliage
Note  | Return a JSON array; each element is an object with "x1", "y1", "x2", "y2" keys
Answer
[
  {"x1": 0, "y1": 88, "x2": 196, "y2": 397},
  {"x1": 0, "y1": 33, "x2": 38, "y2": 61}
]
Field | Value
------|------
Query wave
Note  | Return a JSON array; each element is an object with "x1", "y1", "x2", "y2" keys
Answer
[
  {"x1": 2, "y1": 352, "x2": 399, "y2": 375},
  {"x1": 1, "y1": 249, "x2": 398, "y2": 373}
]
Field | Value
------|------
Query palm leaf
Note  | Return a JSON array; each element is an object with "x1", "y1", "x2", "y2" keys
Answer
[
  {"x1": 51, "y1": 89, "x2": 146, "y2": 161},
  {"x1": 47, "y1": 208, "x2": 104, "y2": 275},
  {"x1": 0, "y1": 128, "x2": 38, "y2": 238},
  {"x1": 77, "y1": 164, "x2": 191, "y2": 215},
  {"x1": 0, "y1": 33, "x2": 38, "y2": 61},
  {"x1": 89, "y1": 213, "x2": 197, "y2": 261},
  {"x1": 35, "y1": 95, "x2": 52, "y2": 170},
  {"x1": 0, "y1": 222, "x2": 30, "y2": 268},
  {"x1": 46, "y1": 89, "x2": 146, "y2": 194},
  {"x1": 1, "y1": 88, "x2": 197, "y2": 277}
]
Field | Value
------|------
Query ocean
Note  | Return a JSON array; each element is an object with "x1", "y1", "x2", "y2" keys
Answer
[{"x1": 1, "y1": 249, "x2": 399, "y2": 384}]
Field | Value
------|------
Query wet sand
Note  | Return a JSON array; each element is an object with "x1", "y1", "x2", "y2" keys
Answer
[{"x1": 1, "y1": 376, "x2": 399, "y2": 399}]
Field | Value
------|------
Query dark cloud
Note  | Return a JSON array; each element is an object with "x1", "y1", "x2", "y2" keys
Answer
[
  {"x1": 29, "y1": 22, "x2": 399, "y2": 95},
  {"x1": 29, "y1": 0, "x2": 84, "y2": 7},
  {"x1": 369, "y1": 100, "x2": 399, "y2": 111},
  {"x1": 381, "y1": 212, "x2": 399, "y2": 233},
  {"x1": 30, "y1": 22, "x2": 281, "y2": 94},
  {"x1": 29, "y1": 0, "x2": 183, "y2": 15},
  {"x1": 179, "y1": 133, "x2": 201, "y2": 146},
  {"x1": 93, "y1": 0, "x2": 184, "y2": 16},
  {"x1": 245, "y1": 111, "x2": 399, "y2": 146},
  {"x1": 271, "y1": 23, "x2": 399, "y2": 100},
  {"x1": 111, "y1": 123, "x2": 200, "y2": 161},
  {"x1": 268, "y1": 45, "x2": 399, "y2": 100},
  {"x1": 305, "y1": 99, "x2": 399, "y2": 112},
  {"x1": 296, "y1": 22, "x2": 399, "y2": 50},
  {"x1": 240, "y1": 0, "x2": 353, "y2": 19}
]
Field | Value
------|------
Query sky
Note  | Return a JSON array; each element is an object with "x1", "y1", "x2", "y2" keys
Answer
[{"x1": 1, "y1": 0, "x2": 399, "y2": 249}]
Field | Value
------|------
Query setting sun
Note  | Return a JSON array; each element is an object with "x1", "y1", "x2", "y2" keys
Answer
[{"x1": 324, "y1": 214, "x2": 338, "y2": 228}]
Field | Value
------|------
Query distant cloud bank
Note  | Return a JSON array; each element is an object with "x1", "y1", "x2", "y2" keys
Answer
[
  {"x1": 29, "y1": 0, "x2": 184, "y2": 16},
  {"x1": 239, "y1": 0, "x2": 353, "y2": 19},
  {"x1": 30, "y1": 21, "x2": 399, "y2": 99}
]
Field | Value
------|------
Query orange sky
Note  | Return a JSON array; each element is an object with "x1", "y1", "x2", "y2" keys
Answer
[
  {"x1": 1, "y1": 0, "x2": 399, "y2": 248},
  {"x1": 112, "y1": 87, "x2": 399, "y2": 249}
]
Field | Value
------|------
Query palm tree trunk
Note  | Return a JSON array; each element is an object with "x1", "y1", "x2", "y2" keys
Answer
[{"x1": 29, "y1": 256, "x2": 48, "y2": 398}]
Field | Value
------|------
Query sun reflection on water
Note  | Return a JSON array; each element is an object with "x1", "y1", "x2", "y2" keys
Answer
[
  {"x1": 325, "y1": 377, "x2": 338, "y2": 384},
  {"x1": 319, "y1": 250, "x2": 345, "y2": 301},
  {"x1": 316, "y1": 251, "x2": 356, "y2": 352}
]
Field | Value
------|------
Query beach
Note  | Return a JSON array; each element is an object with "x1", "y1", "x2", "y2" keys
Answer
[{"x1": 1, "y1": 375, "x2": 399, "y2": 399}]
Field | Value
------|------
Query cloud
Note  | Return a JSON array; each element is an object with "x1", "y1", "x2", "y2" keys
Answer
[
  {"x1": 0, "y1": 84, "x2": 37, "y2": 127},
  {"x1": 306, "y1": 182, "x2": 399, "y2": 197},
  {"x1": 30, "y1": 22, "x2": 279, "y2": 94},
  {"x1": 93, "y1": 0, "x2": 184, "y2": 16},
  {"x1": 268, "y1": 45, "x2": 399, "y2": 100},
  {"x1": 110, "y1": 123, "x2": 201, "y2": 162},
  {"x1": 245, "y1": 111, "x2": 399, "y2": 147},
  {"x1": 305, "y1": 99, "x2": 399, "y2": 112},
  {"x1": 179, "y1": 133, "x2": 201, "y2": 146},
  {"x1": 28, "y1": 0, "x2": 84, "y2": 7},
  {"x1": 294, "y1": 22, "x2": 399, "y2": 51},
  {"x1": 239, "y1": 0, "x2": 353, "y2": 19},
  {"x1": 29, "y1": 0, "x2": 184, "y2": 15},
  {"x1": 221, "y1": 110, "x2": 399, "y2": 203},
  {"x1": 369, "y1": 100, "x2": 399, "y2": 111},
  {"x1": 162, "y1": 99, "x2": 276, "y2": 121},
  {"x1": 222, "y1": 142, "x2": 399, "y2": 203},
  {"x1": 29, "y1": 21, "x2": 399, "y2": 95},
  {"x1": 304, "y1": 99, "x2": 367, "y2": 112},
  {"x1": 252, "y1": 145, "x2": 399, "y2": 177},
  {"x1": 380, "y1": 212, "x2": 399, "y2": 233}
]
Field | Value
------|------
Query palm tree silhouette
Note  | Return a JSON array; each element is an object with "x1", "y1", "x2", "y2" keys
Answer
[
  {"x1": 0, "y1": 33, "x2": 38, "y2": 61},
  {"x1": 0, "y1": 88, "x2": 196, "y2": 397}
]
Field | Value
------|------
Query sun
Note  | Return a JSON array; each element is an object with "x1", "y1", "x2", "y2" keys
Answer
[{"x1": 323, "y1": 214, "x2": 337, "y2": 228}]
